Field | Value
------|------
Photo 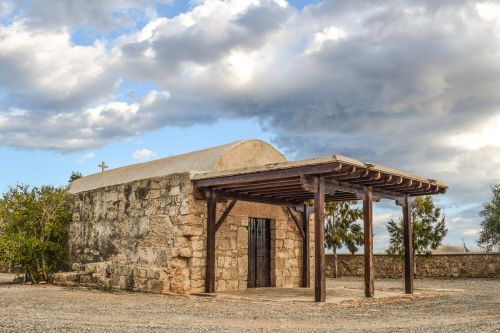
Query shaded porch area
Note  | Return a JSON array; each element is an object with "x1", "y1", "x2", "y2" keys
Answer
[
  {"x1": 193, "y1": 155, "x2": 448, "y2": 302},
  {"x1": 207, "y1": 278, "x2": 462, "y2": 304}
]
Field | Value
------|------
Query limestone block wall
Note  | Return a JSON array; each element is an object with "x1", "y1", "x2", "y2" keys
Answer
[
  {"x1": 327, "y1": 253, "x2": 500, "y2": 278},
  {"x1": 68, "y1": 172, "x2": 303, "y2": 294},
  {"x1": 189, "y1": 199, "x2": 303, "y2": 292},
  {"x1": 69, "y1": 172, "x2": 200, "y2": 293}
]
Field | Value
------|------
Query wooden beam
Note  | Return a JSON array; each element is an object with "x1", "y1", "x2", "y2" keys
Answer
[
  {"x1": 194, "y1": 163, "x2": 343, "y2": 188},
  {"x1": 406, "y1": 184, "x2": 443, "y2": 195},
  {"x1": 220, "y1": 179, "x2": 300, "y2": 190},
  {"x1": 301, "y1": 175, "x2": 387, "y2": 201},
  {"x1": 333, "y1": 168, "x2": 370, "y2": 181},
  {"x1": 314, "y1": 176, "x2": 326, "y2": 302},
  {"x1": 215, "y1": 200, "x2": 237, "y2": 232},
  {"x1": 247, "y1": 188, "x2": 306, "y2": 196},
  {"x1": 363, "y1": 186, "x2": 374, "y2": 297},
  {"x1": 353, "y1": 173, "x2": 392, "y2": 185},
  {"x1": 205, "y1": 189, "x2": 217, "y2": 293},
  {"x1": 403, "y1": 194, "x2": 414, "y2": 294},
  {"x1": 286, "y1": 206, "x2": 305, "y2": 238},
  {"x1": 396, "y1": 196, "x2": 417, "y2": 208},
  {"x1": 214, "y1": 190, "x2": 295, "y2": 206},
  {"x1": 388, "y1": 179, "x2": 413, "y2": 190},
  {"x1": 302, "y1": 204, "x2": 310, "y2": 288}
]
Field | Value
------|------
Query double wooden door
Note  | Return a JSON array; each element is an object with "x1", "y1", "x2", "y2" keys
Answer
[{"x1": 248, "y1": 218, "x2": 271, "y2": 288}]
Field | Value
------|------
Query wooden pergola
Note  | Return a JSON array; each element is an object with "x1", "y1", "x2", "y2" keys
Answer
[{"x1": 192, "y1": 155, "x2": 447, "y2": 302}]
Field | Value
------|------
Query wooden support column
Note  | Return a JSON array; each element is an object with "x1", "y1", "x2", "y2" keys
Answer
[
  {"x1": 205, "y1": 189, "x2": 217, "y2": 293},
  {"x1": 314, "y1": 177, "x2": 326, "y2": 302},
  {"x1": 403, "y1": 194, "x2": 414, "y2": 294},
  {"x1": 363, "y1": 186, "x2": 374, "y2": 297},
  {"x1": 301, "y1": 203, "x2": 310, "y2": 288}
]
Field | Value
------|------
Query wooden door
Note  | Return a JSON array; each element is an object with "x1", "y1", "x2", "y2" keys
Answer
[{"x1": 248, "y1": 218, "x2": 271, "y2": 288}]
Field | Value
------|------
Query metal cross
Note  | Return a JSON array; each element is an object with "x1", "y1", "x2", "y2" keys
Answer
[{"x1": 98, "y1": 161, "x2": 108, "y2": 173}]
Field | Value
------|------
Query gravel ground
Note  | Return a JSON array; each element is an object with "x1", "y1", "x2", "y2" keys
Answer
[{"x1": 0, "y1": 276, "x2": 498, "y2": 333}]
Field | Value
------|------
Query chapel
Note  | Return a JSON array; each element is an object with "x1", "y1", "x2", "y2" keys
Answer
[{"x1": 67, "y1": 139, "x2": 446, "y2": 301}]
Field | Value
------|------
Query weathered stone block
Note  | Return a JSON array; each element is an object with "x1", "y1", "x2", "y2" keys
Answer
[
  {"x1": 190, "y1": 279, "x2": 204, "y2": 292},
  {"x1": 179, "y1": 225, "x2": 203, "y2": 236},
  {"x1": 192, "y1": 240, "x2": 204, "y2": 251},
  {"x1": 169, "y1": 186, "x2": 181, "y2": 196},
  {"x1": 148, "y1": 189, "x2": 161, "y2": 199},
  {"x1": 276, "y1": 229, "x2": 286, "y2": 240},
  {"x1": 226, "y1": 280, "x2": 238, "y2": 291},
  {"x1": 150, "y1": 280, "x2": 163, "y2": 293},
  {"x1": 178, "y1": 247, "x2": 193, "y2": 258}
]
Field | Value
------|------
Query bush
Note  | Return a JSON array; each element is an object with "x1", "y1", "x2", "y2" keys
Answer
[{"x1": 0, "y1": 184, "x2": 71, "y2": 282}]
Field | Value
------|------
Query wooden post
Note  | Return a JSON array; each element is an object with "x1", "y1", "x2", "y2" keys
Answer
[
  {"x1": 363, "y1": 186, "x2": 374, "y2": 297},
  {"x1": 301, "y1": 203, "x2": 310, "y2": 288},
  {"x1": 205, "y1": 189, "x2": 217, "y2": 293},
  {"x1": 314, "y1": 177, "x2": 326, "y2": 302},
  {"x1": 403, "y1": 194, "x2": 414, "y2": 294}
]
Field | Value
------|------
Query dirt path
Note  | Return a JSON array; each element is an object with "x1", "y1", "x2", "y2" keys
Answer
[
  {"x1": 0, "y1": 278, "x2": 498, "y2": 333},
  {"x1": 0, "y1": 273, "x2": 16, "y2": 284}
]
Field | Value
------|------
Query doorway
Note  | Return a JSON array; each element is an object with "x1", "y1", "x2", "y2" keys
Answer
[{"x1": 248, "y1": 218, "x2": 271, "y2": 288}]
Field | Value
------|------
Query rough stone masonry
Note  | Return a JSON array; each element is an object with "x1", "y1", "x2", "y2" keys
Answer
[{"x1": 53, "y1": 140, "x2": 306, "y2": 294}]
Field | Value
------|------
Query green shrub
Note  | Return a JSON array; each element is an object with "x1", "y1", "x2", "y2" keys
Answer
[{"x1": 0, "y1": 184, "x2": 71, "y2": 282}]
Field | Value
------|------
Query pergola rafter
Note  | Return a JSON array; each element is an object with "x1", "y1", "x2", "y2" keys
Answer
[{"x1": 193, "y1": 155, "x2": 447, "y2": 302}]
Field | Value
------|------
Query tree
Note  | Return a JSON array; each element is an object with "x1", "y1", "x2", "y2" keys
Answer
[
  {"x1": 0, "y1": 184, "x2": 71, "y2": 282},
  {"x1": 324, "y1": 201, "x2": 364, "y2": 278},
  {"x1": 478, "y1": 184, "x2": 500, "y2": 252},
  {"x1": 69, "y1": 171, "x2": 82, "y2": 183},
  {"x1": 386, "y1": 196, "x2": 447, "y2": 256}
]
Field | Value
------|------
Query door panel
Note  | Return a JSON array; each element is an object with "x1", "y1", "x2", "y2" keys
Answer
[{"x1": 248, "y1": 218, "x2": 271, "y2": 288}]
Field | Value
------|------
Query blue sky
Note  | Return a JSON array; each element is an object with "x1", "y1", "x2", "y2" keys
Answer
[
  {"x1": 1, "y1": 0, "x2": 499, "y2": 252},
  {"x1": 0, "y1": 118, "x2": 272, "y2": 191}
]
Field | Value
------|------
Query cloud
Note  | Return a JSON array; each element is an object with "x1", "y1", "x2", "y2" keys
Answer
[
  {"x1": 0, "y1": 1, "x2": 13, "y2": 18},
  {"x1": 305, "y1": 25, "x2": 346, "y2": 55},
  {"x1": 132, "y1": 148, "x2": 156, "y2": 160},
  {"x1": 0, "y1": 89, "x2": 218, "y2": 151},
  {"x1": 463, "y1": 228, "x2": 480, "y2": 236},
  {"x1": 14, "y1": 0, "x2": 174, "y2": 32},
  {"x1": 0, "y1": 22, "x2": 117, "y2": 113},
  {"x1": 1, "y1": 0, "x2": 500, "y2": 246},
  {"x1": 77, "y1": 152, "x2": 96, "y2": 163}
]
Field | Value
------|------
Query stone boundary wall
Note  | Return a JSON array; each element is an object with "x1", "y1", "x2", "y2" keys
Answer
[{"x1": 326, "y1": 253, "x2": 500, "y2": 278}]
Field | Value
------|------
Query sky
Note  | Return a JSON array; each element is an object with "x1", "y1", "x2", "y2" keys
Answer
[{"x1": 0, "y1": 0, "x2": 499, "y2": 253}]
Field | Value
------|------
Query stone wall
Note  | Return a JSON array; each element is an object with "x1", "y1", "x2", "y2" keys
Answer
[
  {"x1": 61, "y1": 172, "x2": 302, "y2": 294},
  {"x1": 67, "y1": 173, "x2": 196, "y2": 293},
  {"x1": 199, "y1": 201, "x2": 303, "y2": 291},
  {"x1": 327, "y1": 253, "x2": 500, "y2": 278}
]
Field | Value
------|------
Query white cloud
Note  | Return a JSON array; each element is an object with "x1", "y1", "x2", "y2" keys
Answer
[
  {"x1": 0, "y1": 1, "x2": 13, "y2": 17},
  {"x1": 0, "y1": 90, "x2": 177, "y2": 151},
  {"x1": 1, "y1": 0, "x2": 500, "y2": 245},
  {"x1": 476, "y1": 2, "x2": 500, "y2": 22},
  {"x1": 132, "y1": 148, "x2": 156, "y2": 160},
  {"x1": 444, "y1": 114, "x2": 500, "y2": 151},
  {"x1": 0, "y1": 22, "x2": 117, "y2": 111},
  {"x1": 463, "y1": 228, "x2": 480, "y2": 236},
  {"x1": 18, "y1": 0, "x2": 174, "y2": 31},
  {"x1": 77, "y1": 152, "x2": 96, "y2": 163},
  {"x1": 305, "y1": 26, "x2": 347, "y2": 55}
]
